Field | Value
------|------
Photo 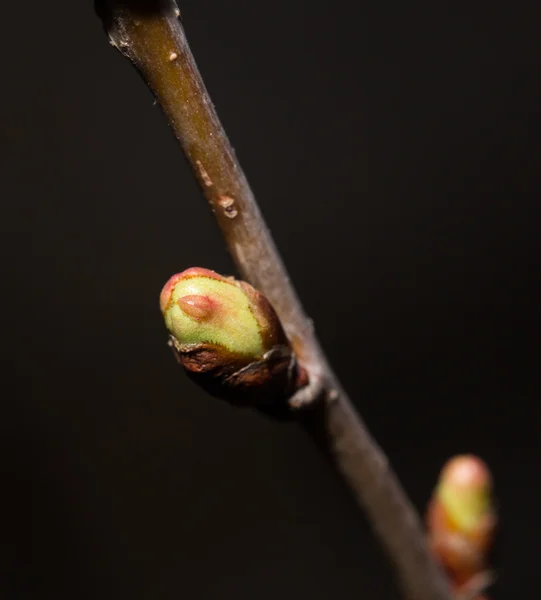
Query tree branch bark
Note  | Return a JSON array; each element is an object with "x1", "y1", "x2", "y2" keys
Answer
[{"x1": 96, "y1": 2, "x2": 453, "y2": 599}]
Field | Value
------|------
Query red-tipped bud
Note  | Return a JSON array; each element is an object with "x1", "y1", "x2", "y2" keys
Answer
[
  {"x1": 160, "y1": 267, "x2": 305, "y2": 410},
  {"x1": 427, "y1": 455, "x2": 496, "y2": 588}
]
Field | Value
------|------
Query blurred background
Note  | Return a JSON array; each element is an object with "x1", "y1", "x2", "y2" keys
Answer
[{"x1": 1, "y1": 0, "x2": 539, "y2": 598}]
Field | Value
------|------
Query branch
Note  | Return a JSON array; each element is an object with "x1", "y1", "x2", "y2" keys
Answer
[{"x1": 95, "y1": 2, "x2": 453, "y2": 599}]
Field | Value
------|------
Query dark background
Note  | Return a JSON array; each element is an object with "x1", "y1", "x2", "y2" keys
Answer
[{"x1": 1, "y1": 0, "x2": 539, "y2": 598}]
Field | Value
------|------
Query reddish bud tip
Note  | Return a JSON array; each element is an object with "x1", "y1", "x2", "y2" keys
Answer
[
  {"x1": 160, "y1": 268, "x2": 225, "y2": 314},
  {"x1": 160, "y1": 273, "x2": 182, "y2": 314},
  {"x1": 177, "y1": 294, "x2": 215, "y2": 321},
  {"x1": 177, "y1": 267, "x2": 225, "y2": 282},
  {"x1": 440, "y1": 455, "x2": 491, "y2": 493}
]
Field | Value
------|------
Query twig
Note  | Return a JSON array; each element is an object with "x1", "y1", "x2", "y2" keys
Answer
[{"x1": 95, "y1": 2, "x2": 453, "y2": 599}]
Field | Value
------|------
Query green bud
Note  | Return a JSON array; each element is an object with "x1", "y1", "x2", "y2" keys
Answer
[
  {"x1": 160, "y1": 268, "x2": 305, "y2": 409},
  {"x1": 428, "y1": 455, "x2": 496, "y2": 587},
  {"x1": 161, "y1": 267, "x2": 277, "y2": 358},
  {"x1": 436, "y1": 455, "x2": 492, "y2": 535}
]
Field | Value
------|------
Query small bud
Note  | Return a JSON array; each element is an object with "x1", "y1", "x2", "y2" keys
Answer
[
  {"x1": 427, "y1": 455, "x2": 496, "y2": 588},
  {"x1": 437, "y1": 455, "x2": 492, "y2": 535},
  {"x1": 160, "y1": 267, "x2": 305, "y2": 410}
]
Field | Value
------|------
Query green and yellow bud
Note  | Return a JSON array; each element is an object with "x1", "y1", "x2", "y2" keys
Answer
[
  {"x1": 426, "y1": 455, "x2": 496, "y2": 588},
  {"x1": 160, "y1": 268, "x2": 305, "y2": 408},
  {"x1": 160, "y1": 267, "x2": 281, "y2": 359},
  {"x1": 436, "y1": 455, "x2": 492, "y2": 535}
]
